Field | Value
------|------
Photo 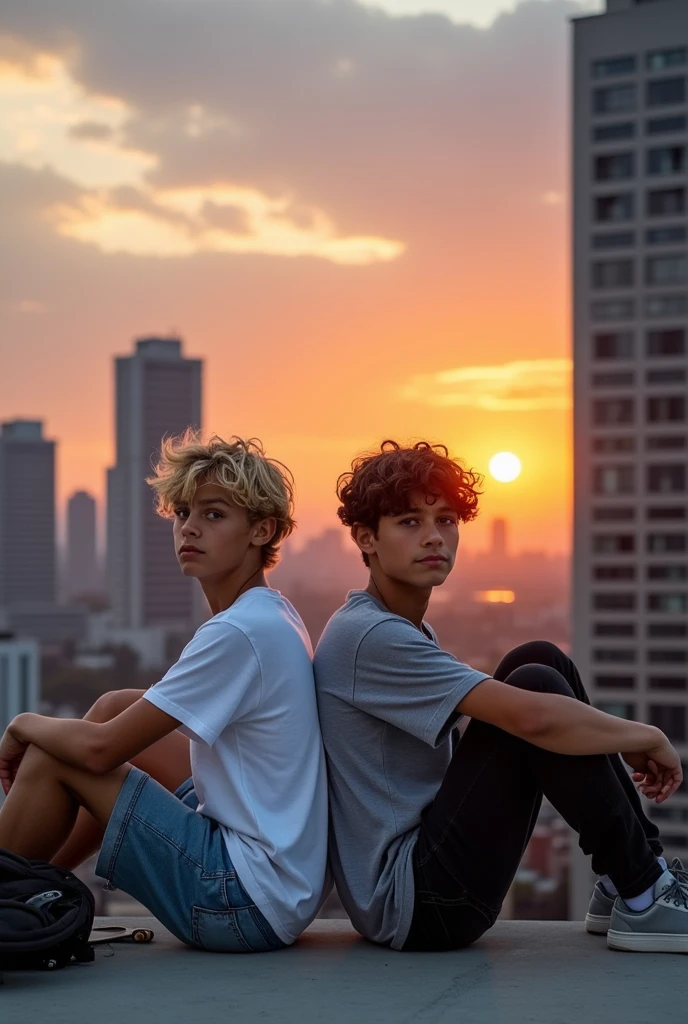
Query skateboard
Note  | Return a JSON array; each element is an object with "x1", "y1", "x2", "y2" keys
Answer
[{"x1": 89, "y1": 926, "x2": 154, "y2": 945}]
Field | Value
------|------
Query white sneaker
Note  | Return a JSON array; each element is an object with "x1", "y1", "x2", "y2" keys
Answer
[{"x1": 607, "y1": 869, "x2": 688, "y2": 953}]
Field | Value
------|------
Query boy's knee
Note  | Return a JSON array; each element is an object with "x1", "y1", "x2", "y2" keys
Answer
[
  {"x1": 504, "y1": 663, "x2": 574, "y2": 699},
  {"x1": 88, "y1": 688, "x2": 145, "y2": 722}
]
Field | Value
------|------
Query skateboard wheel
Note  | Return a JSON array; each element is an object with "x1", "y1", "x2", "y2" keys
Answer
[{"x1": 132, "y1": 929, "x2": 153, "y2": 942}]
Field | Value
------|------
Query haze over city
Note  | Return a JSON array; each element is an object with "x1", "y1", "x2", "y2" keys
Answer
[{"x1": 0, "y1": 0, "x2": 601, "y2": 555}]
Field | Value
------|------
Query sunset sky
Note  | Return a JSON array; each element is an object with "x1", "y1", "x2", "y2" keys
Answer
[{"x1": 1, "y1": 0, "x2": 603, "y2": 553}]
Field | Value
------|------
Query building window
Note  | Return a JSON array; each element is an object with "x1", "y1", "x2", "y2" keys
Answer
[
  {"x1": 594, "y1": 533, "x2": 635, "y2": 553},
  {"x1": 647, "y1": 78, "x2": 687, "y2": 108},
  {"x1": 596, "y1": 701, "x2": 635, "y2": 719},
  {"x1": 648, "y1": 622, "x2": 687, "y2": 637},
  {"x1": 649, "y1": 649, "x2": 688, "y2": 664},
  {"x1": 647, "y1": 532, "x2": 687, "y2": 552},
  {"x1": 593, "y1": 437, "x2": 635, "y2": 453},
  {"x1": 648, "y1": 565, "x2": 688, "y2": 581},
  {"x1": 646, "y1": 255, "x2": 688, "y2": 286},
  {"x1": 593, "y1": 331, "x2": 634, "y2": 359},
  {"x1": 592, "y1": 373, "x2": 635, "y2": 388},
  {"x1": 595, "y1": 193, "x2": 635, "y2": 222},
  {"x1": 593, "y1": 649, "x2": 636, "y2": 663},
  {"x1": 647, "y1": 369, "x2": 687, "y2": 385},
  {"x1": 647, "y1": 49, "x2": 688, "y2": 73},
  {"x1": 645, "y1": 294, "x2": 688, "y2": 318},
  {"x1": 647, "y1": 187, "x2": 686, "y2": 216},
  {"x1": 647, "y1": 464, "x2": 686, "y2": 493},
  {"x1": 592, "y1": 231, "x2": 636, "y2": 250},
  {"x1": 593, "y1": 593, "x2": 637, "y2": 611},
  {"x1": 647, "y1": 114, "x2": 687, "y2": 135},
  {"x1": 595, "y1": 153, "x2": 635, "y2": 181},
  {"x1": 646, "y1": 434, "x2": 687, "y2": 450},
  {"x1": 594, "y1": 84, "x2": 637, "y2": 115},
  {"x1": 649, "y1": 806, "x2": 688, "y2": 824},
  {"x1": 646, "y1": 226, "x2": 687, "y2": 246},
  {"x1": 647, "y1": 593, "x2": 688, "y2": 614},
  {"x1": 594, "y1": 675, "x2": 635, "y2": 689},
  {"x1": 647, "y1": 507, "x2": 686, "y2": 521},
  {"x1": 647, "y1": 328, "x2": 686, "y2": 356},
  {"x1": 594, "y1": 123, "x2": 636, "y2": 143},
  {"x1": 594, "y1": 55, "x2": 637, "y2": 78},
  {"x1": 592, "y1": 398, "x2": 634, "y2": 425},
  {"x1": 647, "y1": 395, "x2": 686, "y2": 422},
  {"x1": 594, "y1": 565, "x2": 636, "y2": 580},
  {"x1": 595, "y1": 623, "x2": 636, "y2": 637},
  {"x1": 593, "y1": 259, "x2": 635, "y2": 289},
  {"x1": 649, "y1": 704, "x2": 686, "y2": 743},
  {"x1": 592, "y1": 507, "x2": 635, "y2": 522},
  {"x1": 593, "y1": 465, "x2": 635, "y2": 495},
  {"x1": 647, "y1": 146, "x2": 686, "y2": 176},
  {"x1": 662, "y1": 835, "x2": 688, "y2": 850}
]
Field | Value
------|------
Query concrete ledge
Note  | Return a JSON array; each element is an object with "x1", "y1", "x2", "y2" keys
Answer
[{"x1": 2, "y1": 916, "x2": 684, "y2": 1023}]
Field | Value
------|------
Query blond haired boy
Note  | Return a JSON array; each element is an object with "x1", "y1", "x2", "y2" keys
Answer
[{"x1": 0, "y1": 434, "x2": 328, "y2": 952}]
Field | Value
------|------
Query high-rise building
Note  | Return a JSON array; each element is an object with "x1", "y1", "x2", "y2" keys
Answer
[
  {"x1": 0, "y1": 420, "x2": 56, "y2": 606},
  {"x1": 65, "y1": 490, "x2": 99, "y2": 600},
  {"x1": 107, "y1": 337, "x2": 203, "y2": 629},
  {"x1": 572, "y1": 0, "x2": 688, "y2": 914},
  {"x1": 0, "y1": 631, "x2": 40, "y2": 735},
  {"x1": 491, "y1": 518, "x2": 509, "y2": 560}
]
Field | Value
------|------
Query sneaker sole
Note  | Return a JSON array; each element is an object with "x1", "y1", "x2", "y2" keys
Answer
[
  {"x1": 608, "y1": 928, "x2": 688, "y2": 953},
  {"x1": 585, "y1": 913, "x2": 611, "y2": 935}
]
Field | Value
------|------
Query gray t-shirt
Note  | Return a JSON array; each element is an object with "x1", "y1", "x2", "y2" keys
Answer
[{"x1": 313, "y1": 590, "x2": 490, "y2": 949}]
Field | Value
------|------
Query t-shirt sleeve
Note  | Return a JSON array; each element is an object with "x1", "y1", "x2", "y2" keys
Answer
[
  {"x1": 352, "y1": 619, "x2": 490, "y2": 748},
  {"x1": 143, "y1": 621, "x2": 261, "y2": 746}
]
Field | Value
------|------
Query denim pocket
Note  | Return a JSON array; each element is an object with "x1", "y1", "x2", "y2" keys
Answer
[{"x1": 192, "y1": 905, "x2": 284, "y2": 953}]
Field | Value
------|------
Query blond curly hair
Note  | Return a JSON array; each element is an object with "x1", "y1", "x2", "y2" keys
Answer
[{"x1": 147, "y1": 430, "x2": 295, "y2": 568}]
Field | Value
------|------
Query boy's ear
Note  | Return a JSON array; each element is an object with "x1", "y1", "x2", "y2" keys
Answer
[
  {"x1": 351, "y1": 523, "x2": 376, "y2": 558},
  {"x1": 251, "y1": 516, "x2": 277, "y2": 549}
]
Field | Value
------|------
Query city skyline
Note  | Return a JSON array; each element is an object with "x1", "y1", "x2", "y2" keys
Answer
[{"x1": 0, "y1": 0, "x2": 589, "y2": 555}]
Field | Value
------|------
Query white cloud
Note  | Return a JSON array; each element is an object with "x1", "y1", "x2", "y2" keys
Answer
[
  {"x1": 361, "y1": 0, "x2": 602, "y2": 29},
  {"x1": 50, "y1": 182, "x2": 406, "y2": 263},
  {"x1": 400, "y1": 357, "x2": 572, "y2": 411}
]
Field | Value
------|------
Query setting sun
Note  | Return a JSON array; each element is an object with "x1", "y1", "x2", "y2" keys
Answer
[{"x1": 489, "y1": 452, "x2": 522, "y2": 483}]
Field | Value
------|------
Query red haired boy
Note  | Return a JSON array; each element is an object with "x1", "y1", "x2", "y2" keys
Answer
[{"x1": 314, "y1": 441, "x2": 687, "y2": 954}]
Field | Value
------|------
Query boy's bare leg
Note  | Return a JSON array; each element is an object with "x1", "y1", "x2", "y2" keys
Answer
[
  {"x1": 51, "y1": 689, "x2": 191, "y2": 870},
  {"x1": 0, "y1": 743, "x2": 130, "y2": 861}
]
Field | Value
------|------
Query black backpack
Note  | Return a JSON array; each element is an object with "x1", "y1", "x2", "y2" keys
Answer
[{"x1": 0, "y1": 849, "x2": 95, "y2": 973}]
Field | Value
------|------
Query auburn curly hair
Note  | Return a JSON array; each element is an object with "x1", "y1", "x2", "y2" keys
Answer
[{"x1": 337, "y1": 440, "x2": 482, "y2": 565}]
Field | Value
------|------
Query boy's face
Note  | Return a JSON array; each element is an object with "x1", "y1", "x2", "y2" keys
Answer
[
  {"x1": 354, "y1": 490, "x2": 458, "y2": 589},
  {"x1": 172, "y1": 481, "x2": 273, "y2": 580}
]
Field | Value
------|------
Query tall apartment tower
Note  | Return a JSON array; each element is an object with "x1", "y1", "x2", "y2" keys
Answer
[
  {"x1": 572, "y1": 0, "x2": 688, "y2": 915},
  {"x1": 0, "y1": 420, "x2": 56, "y2": 607},
  {"x1": 65, "y1": 490, "x2": 99, "y2": 600},
  {"x1": 106, "y1": 337, "x2": 202, "y2": 629}
]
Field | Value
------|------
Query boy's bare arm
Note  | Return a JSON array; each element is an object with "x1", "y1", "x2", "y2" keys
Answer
[
  {"x1": 3, "y1": 699, "x2": 180, "y2": 777},
  {"x1": 457, "y1": 679, "x2": 682, "y2": 801}
]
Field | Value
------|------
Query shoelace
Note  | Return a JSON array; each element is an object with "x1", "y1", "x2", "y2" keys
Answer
[
  {"x1": 660, "y1": 875, "x2": 688, "y2": 910},
  {"x1": 669, "y1": 857, "x2": 688, "y2": 885}
]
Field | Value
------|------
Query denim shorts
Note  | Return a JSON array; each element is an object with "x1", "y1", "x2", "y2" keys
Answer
[{"x1": 95, "y1": 766, "x2": 286, "y2": 953}]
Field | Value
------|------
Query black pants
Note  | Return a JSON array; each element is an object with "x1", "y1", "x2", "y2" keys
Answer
[{"x1": 402, "y1": 641, "x2": 664, "y2": 952}]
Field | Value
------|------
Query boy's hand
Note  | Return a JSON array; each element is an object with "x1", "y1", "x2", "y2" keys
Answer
[
  {"x1": 623, "y1": 737, "x2": 682, "y2": 803},
  {"x1": 0, "y1": 725, "x2": 28, "y2": 795}
]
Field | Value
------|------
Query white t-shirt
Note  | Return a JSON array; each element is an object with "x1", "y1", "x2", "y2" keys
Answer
[{"x1": 144, "y1": 587, "x2": 329, "y2": 945}]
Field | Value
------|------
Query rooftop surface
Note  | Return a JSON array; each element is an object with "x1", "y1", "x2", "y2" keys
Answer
[{"x1": 2, "y1": 916, "x2": 685, "y2": 1024}]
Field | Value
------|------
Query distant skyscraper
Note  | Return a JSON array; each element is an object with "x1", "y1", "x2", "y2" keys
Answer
[
  {"x1": 491, "y1": 519, "x2": 508, "y2": 560},
  {"x1": 0, "y1": 632, "x2": 40, "y2": 735},
  {"x1": 65, "y1": 490, "x2": 99, "y2": 600},
  {"x1": 0, "y1": 420, "x2": 56, "y2": 606},
  {"x1": 572, "y1": 0, "x2": 688, "y2": 914},
  {"x1": 107, "y1": 337, "x2": 203, "y2": 629}
]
